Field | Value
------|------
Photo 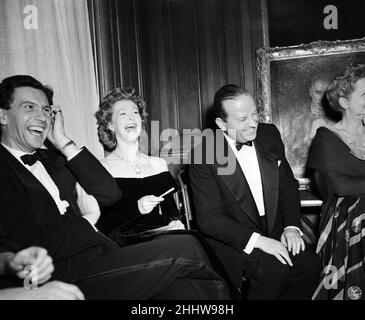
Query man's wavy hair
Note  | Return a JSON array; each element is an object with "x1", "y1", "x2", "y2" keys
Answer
[
  {"x1": 0, "y1": 75, "x2": 53, "y2": 136},
  {"x1": 95, "y1": 87, "x2": 148, "y2": 151},
  {"x1": 208, "y1": 84, "x2": 251, "y2": 129},
  {"x1": 326, "y1": 63, "x2": 365, "y2": 114},
  {"x1": 0, "y1": 75, "x2": 53, "y2": 110}
]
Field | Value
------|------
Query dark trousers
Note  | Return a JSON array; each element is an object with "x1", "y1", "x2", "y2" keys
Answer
[
  {"x1": 242, "y1": 246, "x2": 321, "y2": 300},
  {"x1": 54, "y1": 234, "x2": 230, "y2": 300}
]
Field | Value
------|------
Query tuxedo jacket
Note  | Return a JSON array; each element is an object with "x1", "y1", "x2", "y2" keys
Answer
[
  {"x1": 189, "y1": 123, "x2": 302, "y2": 286},
  {"x1": 0, "y1": 143, "x2": 121, "y2": 263}
]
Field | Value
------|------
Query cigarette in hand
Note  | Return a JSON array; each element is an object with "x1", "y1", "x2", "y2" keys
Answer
[{"x1": 159, "y1": 187, "x2": 175, "y2": 198}]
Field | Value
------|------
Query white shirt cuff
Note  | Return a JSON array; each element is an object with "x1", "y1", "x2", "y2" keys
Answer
[
  {"x1": 243, "y1": 232, "x2": 261, "y2": 254},
  {"x1": 82, "y1": 216, "x2": 98, "y2": 232},
  {"x1": 284, "y1": 226, "x2": 303, "y2": 236},
  {"x1": 66, "y1": 148, "x2": 82, "y2": 161}
]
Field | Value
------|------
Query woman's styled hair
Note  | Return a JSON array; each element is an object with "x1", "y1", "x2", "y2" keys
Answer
[
  {"x1": 95, "y1": 87, "x2": 148, "y2": 151},
  {"x1": 326, "y1": 63, "x2": 365, "y2": 113}
]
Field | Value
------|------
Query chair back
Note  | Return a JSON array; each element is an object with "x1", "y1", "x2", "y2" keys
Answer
[{"x1": 177, "y1": 168, "x2": 194, "y2": 230}]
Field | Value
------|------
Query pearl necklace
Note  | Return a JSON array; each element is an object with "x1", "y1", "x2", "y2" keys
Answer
[{"x1": 113, "y1": 150, "x2": 142, "y2": 174}]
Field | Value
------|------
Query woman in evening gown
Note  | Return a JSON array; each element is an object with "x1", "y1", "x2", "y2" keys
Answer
[
  {"x1": 308, "y1": 63, "x2": 365, "y2": 300},
  {"x1": 95, "y1": 87, "x2": 184, "y2": 245}
]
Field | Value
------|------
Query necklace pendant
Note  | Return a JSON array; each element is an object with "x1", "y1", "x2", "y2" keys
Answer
[{"x1": 135, "y1": 166, "x2": 141, "y2": 174}]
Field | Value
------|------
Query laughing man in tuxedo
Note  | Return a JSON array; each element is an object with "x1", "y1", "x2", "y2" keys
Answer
[
  {"x1": 0, "y1": 75, "x2": 230, "y2": 299},
  {"x1": 189, "y1": 84, "x2": 320, "y2": 299}
]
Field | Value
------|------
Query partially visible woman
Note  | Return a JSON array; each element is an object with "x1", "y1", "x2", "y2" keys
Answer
[
  {"x1": 308, "y1": 63, "x2": 365, "y2": 300},
  {"x1": 94, "y1": 87, "x2": 184, "y2": 245}
]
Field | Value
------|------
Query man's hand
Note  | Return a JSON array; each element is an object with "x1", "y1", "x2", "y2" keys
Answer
[
  {"x1": 46, "y1": 105, "x2": 80, "y2": 157},
  {"x1": 138, "y1": 195, "x2": 164, "y2": 214},
  {"x1": 46, "y1": 106, "x2": 70, "y2": 149},
  {"x1": 0, "y1": 281, "x2": 85, "y2": 300},
  {"x1": 255, "y1": 236, "x2": 293, "y2": 266},
  {"x1": 281, "y1": 228, "x2": 305, "y2": 256},
  {"x1": 7, "y1": 247, "x2": 54, "y2": 285},
  {"x1": 35, "y1": 281, "x2": 85, "y2": 300}
]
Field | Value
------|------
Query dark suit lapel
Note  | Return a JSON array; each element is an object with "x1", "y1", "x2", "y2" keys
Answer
[
  {"x1": 215, "y1": 136, "x2": 261, "y2": 229},
  {"x1": 2, "y1": 145, "x2": 80, "y2": 218},
  {"x1": 0, "y1": 144, "x2": 60, "y2": 223},
  {"x1": 254, "y1": 140, "x2": 279, "y2": 234}
]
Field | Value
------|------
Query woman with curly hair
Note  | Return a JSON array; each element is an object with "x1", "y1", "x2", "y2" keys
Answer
[{"x1": 94, "y1": 87, "x2": 185, "y2": 245}]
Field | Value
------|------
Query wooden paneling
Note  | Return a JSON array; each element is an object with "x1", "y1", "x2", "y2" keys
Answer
[
  {"x1": 138, "y1": 0, "x2": 175, "y2": 132},
  {"x1": 196, "y1": 0, "x2": 223, "y2": 129},
  {"x1": 89, "y1": 0, "x2": 267, "y2": 155},
  {"x1": 221, "y1": 0, "x2": 245, "y2": 86},
  {"x1": 88, "y1": 0, "x2": 115, "y2": 97},
  {"x1": 169, "y1": 1, "x2": 201, "y2": 130},
  {"x1": 116, "y1": 0, "x2": 141, "y2": 90},
  {"x1": 88, "y1": 0, "x2": 141, "y2": 98}
]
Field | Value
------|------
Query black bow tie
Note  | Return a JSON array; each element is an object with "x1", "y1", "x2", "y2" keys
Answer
[
  {"x1": 20, "y1": 150, "x2": 48, "y2": 166},
  {"x1": 235, "y1": 141, "x2": 253, "y2": 151}
]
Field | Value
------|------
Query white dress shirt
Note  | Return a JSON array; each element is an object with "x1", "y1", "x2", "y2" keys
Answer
[
  {"x1": 2, "y1": 143, "x2": 99, "y2": 230},
  {"x1": 224, "y1": 135, "x2": 302, "y2": 254}
]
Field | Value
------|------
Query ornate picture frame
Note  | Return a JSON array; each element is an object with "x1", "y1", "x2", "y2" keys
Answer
[{"x1": 256, "y1": 37, "x2": 365, "y2": 181}]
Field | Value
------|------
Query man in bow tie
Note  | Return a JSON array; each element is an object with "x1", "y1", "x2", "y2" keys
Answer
[
  {"x1": 189, "y1": 84, "x2": 320, "y2": 299},
  {"x1": 0, "y1": 75, "x2": 231, "y2": 300},
  {"x1": 0, "y1": 76, "x2": 113, "y2": 223}
]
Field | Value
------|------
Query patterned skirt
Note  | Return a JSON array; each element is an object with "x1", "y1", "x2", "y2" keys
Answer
[{"x1": 312, "y1": 195, "x2": 365, "y2": 300}]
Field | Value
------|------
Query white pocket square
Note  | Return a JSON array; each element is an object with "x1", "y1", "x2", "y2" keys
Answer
[{"x1": 277, "y1": 160, "x2": 282, "y2": 167}]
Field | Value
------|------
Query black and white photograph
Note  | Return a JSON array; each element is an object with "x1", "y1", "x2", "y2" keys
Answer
[{"x1": 0, "y1": 0, "x2": 365, "y2": 308}]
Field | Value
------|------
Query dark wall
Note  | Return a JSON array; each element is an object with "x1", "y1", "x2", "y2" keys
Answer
[
  {"x1": 137, "y1": 0, "x2": 266, "y2": 131},
  {"x1": 88, "y1": 0, "x2": 141, "y2": 98},
  {"x1": 268, "y1": 0, "x2": 365, "y2": 47},
  {"x1": 89, "y1": 0, "x2": 267, "y2": 155}
]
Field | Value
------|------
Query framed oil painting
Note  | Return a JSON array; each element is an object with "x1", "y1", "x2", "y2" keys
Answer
[{"x1": 256, "y1": 37, "x2": 365, "y2": 183}]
